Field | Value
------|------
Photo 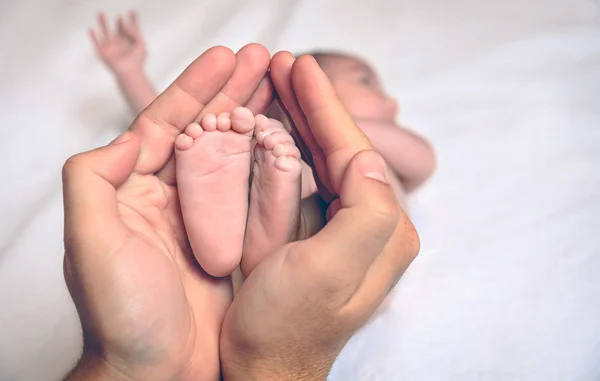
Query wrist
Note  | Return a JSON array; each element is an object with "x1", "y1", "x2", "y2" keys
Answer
[
  {"x1": 223, "y1": 362, "x2": 330, "y2": 381},
  {"x1": 65, "y1": 347, "x2": 181, "y2": 381},
  {"x1": 65, "y1": 351, "x2": 134, "y2": 381},
  {"x1": 221, "y1": 351, "x2": 333, "y2": 381},
  {"x1": 113, "y1": 65, "x2": 146, "y2": 81}
]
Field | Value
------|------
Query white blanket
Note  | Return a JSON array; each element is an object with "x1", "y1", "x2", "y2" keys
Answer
[{"x1": 1, "y1": 0, "x2": 599, "y2": 380}]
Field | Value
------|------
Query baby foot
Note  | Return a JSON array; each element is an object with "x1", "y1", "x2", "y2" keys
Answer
[
  {"x1": 242, "y1": 114, "x2": 303, "y2": 275},
  {"x1": 175, "y1": 107, "x2": 255, "y2": 277}
]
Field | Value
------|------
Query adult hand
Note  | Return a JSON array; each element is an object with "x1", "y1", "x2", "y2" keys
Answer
[
  {"x1": 220, "y1": 53, "x2": 421, "y2": 380},
  {"x1": 63, "y1": 44, "x2": 273, "y2": 381}
]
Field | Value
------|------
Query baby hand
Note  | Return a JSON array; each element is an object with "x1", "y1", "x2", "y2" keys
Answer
[{"x1": 89, "y1": 11, "x2": 146, "y2": 76}]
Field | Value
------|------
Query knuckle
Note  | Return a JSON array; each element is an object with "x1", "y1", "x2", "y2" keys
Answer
[
  {"x1": 403, "y1": 216, "x2": 421, "y2": 259},
  {"x1": 391, "y1": 212, "x2": 421, "y2": 263},
  {"x1": 62, "y1": 154, "x2": 85, "y2": 182}
]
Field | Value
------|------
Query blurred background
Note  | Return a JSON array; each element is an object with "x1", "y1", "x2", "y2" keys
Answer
[{"x1": 1, "y1": 0, "x2": 599, "y2": 380}]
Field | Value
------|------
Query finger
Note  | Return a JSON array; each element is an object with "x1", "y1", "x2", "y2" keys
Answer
[
  {"x1": 98, "y1": 12, "x2": 110, "y2": 41},
  {"x1": 126, "y1": 11, "x2": 143, "y2": 43},
  {"x1": 118, "y1": 13, "x2": 137, "y2": 41},
  {"x1": 131, "y1": 46, "x2": 236, "y2": 174},
  {"x1": 245, "y1": 73, "x2": 274, "y2": 115},
  {"x1": 116, "y1": 16, "x2": 127, "y2": 38},
  {"x1": 345, "y1": 210, "x2": 419, "y2": 318},
  {"x1": 291, "y1": 55, "x2": 373, "y2": 193},
  {"x1": 196, "y1": 43, "x2": 271, "y2": 119},
  {"x1": 155, "y1": 44, "x2": 270, "y2": 183},
  {"x1": 292, "y1": 55, "x2": 371, "y2": 155},
  {"x1": 63, "y1": 132, "x2": 140, "y2": 260},
  {"x1": 270, "y1": 52, "x2": 320, "y2": 168},
  {"x1": 89, "y1": 29, "x2": 101, "y2": 50},
  {"x1": 289, "y1": 150, "x2": 402, "y2": 302},
  {"x1": 270, "y1": 51, "x2": 334, "y2": 201},
  {"x1": 129, "y1": 10, "x2": 140, "y2": 32}
]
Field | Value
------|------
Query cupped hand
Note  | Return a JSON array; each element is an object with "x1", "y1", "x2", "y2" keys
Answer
[
  {"x1": 220, "y1": 53, "x2": 420, "y2": 380},
  {"x1": 63, "y1": 44, "x2": 273, "y2": 381}
]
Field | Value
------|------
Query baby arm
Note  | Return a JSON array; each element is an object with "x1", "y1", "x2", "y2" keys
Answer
[
  {"x1": 358, "y1": 120, "x2": 436, "y2": 193},
  {"x1": 113, "y1": 68, "x2": 157, "y2": 115},
  {"x1": 89, "y1": 12, "x2": 157, "y2": 114}
]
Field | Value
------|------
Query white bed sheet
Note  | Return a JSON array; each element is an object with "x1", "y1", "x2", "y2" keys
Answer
[{"x1": 1, "y1": 0, "x2": 599, "y2": 380}]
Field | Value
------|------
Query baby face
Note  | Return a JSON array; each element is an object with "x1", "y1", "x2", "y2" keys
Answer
[{"x1": 318, "y1": 55, "x2": 399, "y2": 124}]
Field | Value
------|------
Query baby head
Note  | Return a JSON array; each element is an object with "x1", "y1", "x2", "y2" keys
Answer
[
  {"x1": 268, "y1": 51, "x2": 399, "y2": 126},
  {"x1": 306, "y1": 51, "x2": 399, "y2": 124}
]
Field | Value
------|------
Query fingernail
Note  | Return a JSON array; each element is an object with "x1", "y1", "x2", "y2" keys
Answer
[
  {"x1": 109, "y1": 132, "x2": 132, "y2": 146},
  {"x1": 359, "y1": 150, "x2": 389, "y2": 184}
]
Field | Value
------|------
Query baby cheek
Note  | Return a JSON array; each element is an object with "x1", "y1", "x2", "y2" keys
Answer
[
  {"x1": 339, "y1": 94, "x2": 374, "y2": 117},
  {"x1": 357, "y1": 98, "x2": 387, "y2": 119},
  {"x1": 334, "y1": 85, "x2": 382, "y2": 119}
]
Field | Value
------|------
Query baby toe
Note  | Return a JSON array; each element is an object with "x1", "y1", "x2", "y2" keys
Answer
[{"x1": 201, "y1": 114, "x2": 218, "y2": 132}]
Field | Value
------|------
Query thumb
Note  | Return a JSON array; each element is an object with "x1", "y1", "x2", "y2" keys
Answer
[
  {"x1": 299, "y1": 149, "x2": 400, "y2": 296},
  {"x1": 62, "y1": 132, "x2": 140, "y2": 258}
]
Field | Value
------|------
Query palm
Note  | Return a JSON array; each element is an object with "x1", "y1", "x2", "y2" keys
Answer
[
  {"x1": 99, "y1": 173, "x2": 231, "y2": 369},
  {"x1": 64, "y1": 45, "x2": 273, "y2": 379},
  {"x1": 220, "y1": 53, "x2": 420, "y2": 381},
  {"x1": 100, "y1": 39, "x2": 144, "y2": 68},
  {"x1": 221, "y1": 241, "x2": 320, "y2": 354}
]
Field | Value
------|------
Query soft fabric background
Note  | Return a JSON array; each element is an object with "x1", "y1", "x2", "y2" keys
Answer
[{"x1": 1, "y1": 0, "x2": 599, "y2": 380}]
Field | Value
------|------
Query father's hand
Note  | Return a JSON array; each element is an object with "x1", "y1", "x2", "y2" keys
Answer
[
  {"x1": 220, "y1": 53, "x2": 420, "y2": 380},
  {"x1": 62, "y1": 44, "x2": 272, "y2": 381}
]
